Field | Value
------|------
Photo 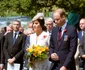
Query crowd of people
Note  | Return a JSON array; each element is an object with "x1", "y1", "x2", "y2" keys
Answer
[{"x1": 0, "y1": 8, "x2": 85, "y2": 70}]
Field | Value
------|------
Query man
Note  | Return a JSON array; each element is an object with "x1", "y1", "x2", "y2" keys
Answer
[
  {"x1": 3, "y1": 20, "x2": 26, "y2": 70},
  {"x1": 24, "y1": 28, "x2": 34, "y2": 36},
  {"x1": 79, "y1": 18, "x2": 85, "y2": 40},
  {"x1": 28, "y1": 22, "x2": 33, "y2": 28},
  {"x1": 45, "y1": 17, "x2": 54, "y2": 35},
  {"x1": 19, "y1": 26, "x2": 24, "y2": 33},
  {"x1": 75, "y1": 18, "x2": 85, "y2": 70},
  {"x1": 79, "y1": 18, "x2": 85, "y2": 70},
  {"x1": 49, "y1": 8, "x2": 77, "y2": 70},
  {"x1": 4, "y1": 25, "x2": 13, "y2": 35},
  {"x1": 0, "y1": 32, "x2": 4, "y2": 70}
]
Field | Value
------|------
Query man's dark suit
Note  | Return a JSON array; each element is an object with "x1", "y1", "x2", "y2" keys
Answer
[
  {"x1": 3, "y1": 31, "x2": 26, "y2": 70},
  {"x1": 49, "y1": 25, "x2": 77, "y2": 70},
  {"x1": 0, "y1": 33, "x2": 4, "y2": 64},
  {"x1": 79, "y1": 32, "x2": 85, "y2": 70}
]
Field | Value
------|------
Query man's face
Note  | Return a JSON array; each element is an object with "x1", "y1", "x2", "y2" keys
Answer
[
  {"x1": 12, "y1": 21, "x2": 20, "y2": 32},
  {"x1": 79, "y1": 19, "x2": 85, "y2": 30},
  {"x1": 19, "y1": 27, "x2": 24, "y2": 32},
  {"x1": 54, "y1": 12, "x2": 64, "y2": 26},
  {"x1": 28, "y1": 22, "x2": 33, "y2": 28},
  {"x1": 46, "y1": 21, "x2": 53, "y2": 31},
  {"x1": 7, "y1": 26, "x2": 12, "y2": 32}
]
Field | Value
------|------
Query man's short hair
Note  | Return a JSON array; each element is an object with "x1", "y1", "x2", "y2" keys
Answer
[
  {"x1": 12, "y1": 19, "x2": 21, "y2": 26},
  {"x1": 45, "y1": 17, "x2": 53, "y2": 24},
  {"x1": 54, "y1": 8, "x2": 65, "y2": 17}
]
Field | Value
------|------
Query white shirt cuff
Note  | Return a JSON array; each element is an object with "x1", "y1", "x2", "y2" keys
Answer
[{"x1": 0, "y1": 64, "x2": 4, "y2": 66}]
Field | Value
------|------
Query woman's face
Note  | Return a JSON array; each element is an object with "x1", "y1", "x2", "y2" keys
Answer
[{"x1": 33, "y1": 20, "x2": 42, "y2": 33}]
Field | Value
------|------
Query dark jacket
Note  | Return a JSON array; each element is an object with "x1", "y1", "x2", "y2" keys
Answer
[
  {"x1": 0, "y1": 33, "x2": 5, "y2": 64},
  {"x1": 49, "y1": 25, "x2": 77, "y2": 70},
  {"x1": 3, "y1": 31, "x2": 26, "y2": 70}
]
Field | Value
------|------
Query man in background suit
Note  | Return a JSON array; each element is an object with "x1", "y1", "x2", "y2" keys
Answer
[
  {"x1": 79, "y1": 18, "x2": 85, "y2": 70},
  {"x1": 49, "y1": 8, "x2": 77, "y2": 70},
  {"x1": 0, "y1": 33, "x2": 4, "y2": 70},
  {"x1": 78, "y1": 18, "x2": 85, "y2": 41},
  {"x1": 3, "y1": 20, "x2": 26, "y2": 70},
  {"x1": 75, "y1": 18, "x2": 85, "y2": 70}
]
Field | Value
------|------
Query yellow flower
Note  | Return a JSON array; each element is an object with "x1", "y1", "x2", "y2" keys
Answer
[
  {"x1": 40, "y1": 47, "x2": 45, "y2": 52},
  {"x1": 28, "y1": 47, "x2": 33, "y2": 52},
  {"x1": 38, "y1": 50, "x2": 42, "y2": 54},
  {"x1": 33, "y1": 52, "x2": 37, "y2": 57},
  {"x1": 34, "y1": 46, "x2": 40, "y2": 51},
  {"x1": 45, "y1": 46, "x2": 49, "y2": 51},
  {"x1": 26, "y1": 44, "x2": 49, "y2": 67}
]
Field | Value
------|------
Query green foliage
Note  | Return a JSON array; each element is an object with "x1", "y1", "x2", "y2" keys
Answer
[{"x1": 0, "y1": 0, "x2": 85, "y2": 18}]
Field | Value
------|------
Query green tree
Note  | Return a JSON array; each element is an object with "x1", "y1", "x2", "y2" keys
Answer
[{"x1": 0, "y1": 0, "x2": 85, "y2": 18}]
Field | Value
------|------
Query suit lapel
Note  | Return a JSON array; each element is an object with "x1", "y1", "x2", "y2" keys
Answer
[{"x1": 10, "y1": 32, "x2": 13, "y2": 46}]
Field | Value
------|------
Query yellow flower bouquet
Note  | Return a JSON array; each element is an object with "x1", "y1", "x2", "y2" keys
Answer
[{"x1": 26, "y1": 45, "x2": 49, "y2": 67}]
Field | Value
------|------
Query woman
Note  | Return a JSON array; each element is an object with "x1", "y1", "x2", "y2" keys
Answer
[{"x1": 29, "y1": 13, "x2": 50, "y2": 70}]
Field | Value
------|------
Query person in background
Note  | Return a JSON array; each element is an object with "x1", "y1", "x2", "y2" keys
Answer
[
  {"x1": 0, "y1": 27, "x2": 6, "y2": 35},
  {"x1": 24, "y1": 28, "x2": 34, "y2": 36},
  {"x1": 4, "y1": 26, "x2": 13, "y2": 35},
  {"x1": 78, "y1": 18, "x2": 85, "y2": 41},
  {"x1": 49, "y1": 8, "x2": 77, "y2": 70},
  {"x1": 79, "y1": 18, "x2": 85, "y2": 70},
  {"x1": 74, "y1": 18, "x2": 85, "y2": 70},
  {"x1": 45, "y1": 17, "x2": 54, "y2": 36},
  {"x1": 23, "y1": 28, "x2": 34, "y2": 70},
  {"x1": 3, "y1": 20, "x2": 26, "y2": 70},
  {"x1": 3, "y1": 27, "x2": 7, "y2": 33},
  {"x1": 0, "y1": 28, "x2": 5, "y2": 70},
  {"x1": 28, "y1": 22, "x2": 33, "y2": 28},
  {"x1": 19, "y1": 26, "x2": 24, "y2": 33}
]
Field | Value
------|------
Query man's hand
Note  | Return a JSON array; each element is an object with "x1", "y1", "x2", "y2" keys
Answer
[
  {"x1": 51, "y1": 53, "x2": 59, "y2": 61},
  {"x1": 82, "y1": 55, "x2": 85, "y2": 59},
  {"x1": 0, "y1": 65, "x2": 3, "y2": 70},
  {"x1": 60, "y1": 66, "x2": 67, "y2": 70},
  {"x1": 8, "y1": 57, "x2": 16, "y2": 65}
]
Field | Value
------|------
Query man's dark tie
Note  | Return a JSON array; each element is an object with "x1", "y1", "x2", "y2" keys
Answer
[
  {"x1": 13, "y1": 32, "x2": 17, "y2": 44},
  {"x1": 58, "y1": 27, "x2": 62, "y2": 47}
]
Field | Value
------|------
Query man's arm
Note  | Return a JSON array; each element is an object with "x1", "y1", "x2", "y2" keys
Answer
[
  {"x1": 0, "y1": 35, "x2": 4, "y2": 70},
  {"x1": 0, "y1": 64, "x2": 4, "y2": 70},
  {"x1": 49, "y1": 31, "x2": 54, "y2": 61},
  {"x1": 49, "y1": 28, "x2": 59, "y2": 61},
  {"x1": 3, "y1": 34, "x2": 10, "y2": 60},
  {"x1": 63, "y1": 27, "x2": 77, "y2": 68},
  {"x1": 79, "y1": 35, "x2": 85, "y2": 58}
]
